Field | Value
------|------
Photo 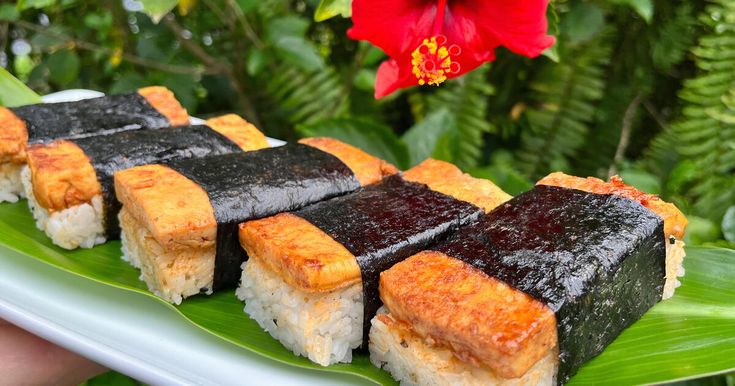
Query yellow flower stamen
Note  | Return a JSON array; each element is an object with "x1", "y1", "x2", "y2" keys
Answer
[{"x1": 411, "y1": 35, "x2": 461, "y2": 87}]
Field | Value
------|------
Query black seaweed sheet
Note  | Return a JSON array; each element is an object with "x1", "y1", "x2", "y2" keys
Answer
[
  {"x1": 12, "y1": 93, "x2": 170, "y2": 144},
  {"x1": 295, "y1": 175, "x2": 484, "y2": 347},
  {"x1": 433, "y1": 185, "x2": 665, "y2": 384},
  {"x1": 165, "y1": 144, "x2": 361, "y2": 290},
  {"x1": 73, "y1": 125, "x2": 242, "y2": 238}
]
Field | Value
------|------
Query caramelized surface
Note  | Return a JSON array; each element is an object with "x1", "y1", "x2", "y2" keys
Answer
[
  {"x1": 379, "y1": 251, "x2": 558, "y2": 379},
  {"x1": 26, "y1": 141, "x2": 101, "y2": 212},
  {"x1": 205, "y1": 114, "x2": 269, "y2": 151},
  {"x1": 298, "y1": 137, "x2": 398, "y2": 185},
  {"x1": 137, "y1": 86, "x2": 189, "y2": 126},
  {"x1": 115, "y1": 164, "x2": 216, "y2": 251},
  {"x1": 0, "y1": 107, "x2": 28, "y2": 163},
  {"x1": 239, "y1": 213, "x2": 361, "y2": 291},
  {"x1": 403, "y1": 159, "x2": 512, "y2": 212},
  {"x1": 239, "y1": 159, "x2": 510, "y2": 293}
]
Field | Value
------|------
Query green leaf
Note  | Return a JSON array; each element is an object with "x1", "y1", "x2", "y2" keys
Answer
[
  {"x1": 560, "y1": 3, "x2": 605, "y2": 45},
  {"x1": 138, "y1": 0, "x2": 178, "y2": 23},
  {"x1": 274, "y1": 37, "x2": 325, "y2": 72},
  {"x1": 684, "y1": 216, "x2": 721, "y2": 246},
  {"x1": 0, "y1": 4, "x2": 19, "y2": 20},
  {"x1": 298, "y1": 118, "x2": 409, "y2": 169},
  {"x1": 401, "y1": 108, "x2": 455, "y2": 167},
  {"x1": 722, "y1": 206, "x2": 735, "y2": 243},
  {"x1": 246, "y1": 49, "x2": 269, "y2": 76},
  {"x1": 45, "y1": 49, "x2": 80, "y2": 86},
  {"x1": 235, "y1": 0, "x2": 258, "y2": 12},
  {"x1": 16, "y1": 0, "x2": 56, "y2": 10},
  {"x1": 609, "y1": 0, "x2": 654, "y2": 23},
  {"x1": 0, "y1": 201, "x2": 733, "y2": 385},
  {"x1": 619, "y1": 169, "x2": 661, "y2": 195},
  {"x1": 314, "y1": 0, "x2": 351, "y2": 22},
  {"x1": 0, "y1": 67, "x2": 41, "y2": 107},
  {"x1": 266, "y1": 16, "x2": 311, "y2": 43}
]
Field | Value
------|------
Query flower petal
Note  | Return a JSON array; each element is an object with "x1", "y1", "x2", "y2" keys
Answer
[
  {"x1": 452, "y1": 0, "x2": 555, "y2": 58},
  {"x1": 348, "y1": 0, "x2": 436, "y2": 58}
]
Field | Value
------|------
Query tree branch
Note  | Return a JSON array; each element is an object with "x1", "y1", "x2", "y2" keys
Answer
[
  {"x1": 162, "y1": 14, "x2": 261, "y2": 128},
  {"x1": 608, "y1": 93, "x2": 643, "y2": 178},
  {"x1": 11, "y1": 20, "x2": 212, "y2": 75}
]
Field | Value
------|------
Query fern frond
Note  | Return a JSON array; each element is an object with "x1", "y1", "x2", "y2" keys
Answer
[
  {"x1": 665, "y1": 0, "x2": 735, "y2": 220},
  {"x1": 516, "y1": 34, "x2": 612, "y2": 178},
  {"x1": 260, "y1": 63, "x2": 348, "y2": 138},
  {"x1": 420, "y1": 67, "x2": 495, "y2": 170}
]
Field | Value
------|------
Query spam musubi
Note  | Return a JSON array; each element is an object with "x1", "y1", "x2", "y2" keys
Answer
[
  {"x1": 115, "y1": 138, "x2": 398, "y2": 304},
  {"x1": 369, "y1": 173, "x2": 688, "y2": 385},
  {"x1": 22, "y1": 114, "x2": 268, "y2": 250},
  {"x1": 236, "y1": 159, "x2": 512, "y2": 366},
  {"x1": 1, "y1": 86, "x2": 188, "y2": 203}
]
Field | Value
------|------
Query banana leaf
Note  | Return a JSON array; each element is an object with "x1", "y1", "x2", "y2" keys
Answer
[{"x1": 0, "y1": 201, "x2": 733, "y2": 385}]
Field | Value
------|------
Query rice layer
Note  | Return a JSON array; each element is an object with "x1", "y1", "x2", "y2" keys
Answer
[
  {"x1": 21, "y1": 166, "x2": 105, "y2": 249},
  {"x1": 236, "y1": 257, "x2": 363, "y2": 366},
  {"x1": 0, "y1": 162, "x2": 25, "y2": 203},
  {"x1": 663, "y1": 238, "x2": 686, "y2": 300},
  {"x1": 370, "y1": 309, "x2": 558, "y2": 386},
  {"x1": 119, "y1": 208, "x2": 214, "y2": 305}
]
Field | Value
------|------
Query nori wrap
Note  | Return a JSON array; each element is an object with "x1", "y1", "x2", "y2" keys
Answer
[
  {"x1": 164, "y1": 143, "x2": 361, "y2": 289},
  {"x1": 294, "y1": 175, "x2": 484, "y2": 347},
  {"x1": 12, "y1": 93, "x2": 170, "y2": 144},
  {"x1": 432, "y1": 184, "x2": 666, "y2": 383},
  {"x1": 72, "y1": 125, "x2": 242, "y2": 237}
]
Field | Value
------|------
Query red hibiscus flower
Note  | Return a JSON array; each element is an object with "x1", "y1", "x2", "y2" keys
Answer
[{"x1": 347, "y1": 0, "x2": 555, "y2": 98}]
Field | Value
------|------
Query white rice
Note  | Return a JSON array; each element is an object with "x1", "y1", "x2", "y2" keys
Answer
[
  {"x1": 20, "y1": 165, "x2": 105, "y2": 249},
  {"x1": 369, "y1": 308, "x2": 558, "y2": 386},
  {"x1": 663, "y1": 238, "x2": 686, "y2": 300},
  {"x1": 0, "y1": 162, "x2": 25, "y2": 203},
  {"x1": 236, "y1": 257, "x2": 363, "y2": 366},
  {"x1": 119, "y1": 208, "x2": 214, "y2": 305}
]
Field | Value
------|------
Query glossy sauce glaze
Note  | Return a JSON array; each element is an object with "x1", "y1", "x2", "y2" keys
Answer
[
  {"x1": 295, "y1": 175, "x2": 483, "y2": 346},
  {"x1": 434, "y1": 185, "x2": 665, "y2": 383},
  {"x1": 165, "y1": 144, "x2": 361, "y2": 289}
]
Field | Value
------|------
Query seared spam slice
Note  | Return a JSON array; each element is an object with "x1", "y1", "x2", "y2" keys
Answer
[
  {"x1": 370, "y1": 308, "x2": 558, "y2": 386},
  {"x1": 0, "y1": 107, "x2": 28, "y2": 164},
  {"x1": 26, "y1": 114, "x2": 267, "y2": 213},
  {"x1": 538, "y1": 172, "x2": 687, "y2": 239},
  {"x1": 115, "y1": 138, "x2": 398, "y2": 253},
  {"x1": 1, "y1": 86, "x2": 188, "y2": 164},
  {"x1": 238, "y1": 159, "x2": 511, "y2": 293},
  {"x1": 379, "y1": 251, "x2": 558, "y2": 379}
]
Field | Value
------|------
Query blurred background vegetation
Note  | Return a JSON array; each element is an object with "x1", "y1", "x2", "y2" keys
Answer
[{"x1": 0, "y1": 0, "x2": 734, "y2": 384}]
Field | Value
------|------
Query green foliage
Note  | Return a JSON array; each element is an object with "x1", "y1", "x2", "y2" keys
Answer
[
  {"x1": 646, "y1": 0, "x2": 735, "y2": 222},
  {"x1": 0, "y1": 67, "x2": 41, "y2": 106},
  {"x1": 516, "y1": 31, "x2": 611, "y2": 178},
  {"x1": 314, "y1": 0, "x2": 352, "y2": 22},
  {"x1": 1, "y1": 0, "x2": 734, "y2": 383}
]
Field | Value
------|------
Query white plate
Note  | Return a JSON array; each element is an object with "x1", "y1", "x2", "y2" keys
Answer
[{"x1": 0, "y1": 90, "x2": 367, "y2": 385}]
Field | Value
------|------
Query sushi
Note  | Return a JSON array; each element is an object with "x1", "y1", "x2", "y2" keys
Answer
[
  {"x1": 115, "y1": 138, "x2": 398, "y2": 304},
  {"x1": 22, "y1": 114, "x2": 267, "y2": 250},
  {"x1": 0, "y1": 86, "x2": 188, "y2": 203},
  {"x1": 236, "y1": 159, "x2": 511, "y2": 366},
  {"x1": 369, "y1": 173, "x2": 688, "y2": 385}
]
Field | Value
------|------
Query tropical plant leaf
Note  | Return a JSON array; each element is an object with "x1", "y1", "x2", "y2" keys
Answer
[
  {"x1": 314, "y1": 0, "x2": 351, "y2": 22},
  {"x1": 298, "y1": 117, "x2": 410, "y2": 169},
  {"x1": 0, "y1": 200, "x2": 734, "y2": 385},
  {"x1": 0, "y1": 67, "x2": 42, "y2": 107},
  {"x1": 138, "y1": 0, "x2": 178, "y2": 23}
]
